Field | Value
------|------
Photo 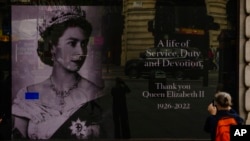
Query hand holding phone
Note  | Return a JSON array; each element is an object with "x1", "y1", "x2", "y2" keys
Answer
[{"x1": 208, "y1": 103, "x2": 217, "y2": 115}]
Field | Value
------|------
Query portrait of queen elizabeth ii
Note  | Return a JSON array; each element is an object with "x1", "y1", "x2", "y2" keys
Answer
[{"x1": 11, "y1": 6, "x2": 109, "y2": 140}]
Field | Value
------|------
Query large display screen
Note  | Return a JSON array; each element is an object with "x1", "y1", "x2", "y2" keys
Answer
[{"x1": 0, "y1": 0, "x2": 240, "y2": 140}]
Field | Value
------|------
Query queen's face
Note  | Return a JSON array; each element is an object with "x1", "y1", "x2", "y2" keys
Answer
[{"x1": 52, "y1": 27, "x2": 88, "y2": 72}]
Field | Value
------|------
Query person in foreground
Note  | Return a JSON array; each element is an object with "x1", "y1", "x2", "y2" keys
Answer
[
  {"x1": 12, "y1": 6, "x2": 105, "y2": 140},
  {"x1": 204, "y1": 92, "x2": 244, "y2": 141},
  {"x1": 111, "y1": 77, "x2": 131, "y2": 139}
]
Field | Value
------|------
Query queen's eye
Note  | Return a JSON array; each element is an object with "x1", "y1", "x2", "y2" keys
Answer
[
  {"x1": 80, "y1": 42, "x2": 86, "y2": 48},
  {"x1": 68, "y1": 41, "x2": 77, "y2": 47},
  {"x1": 80, "y1": 40, "x2": 88, "y2": 48}
]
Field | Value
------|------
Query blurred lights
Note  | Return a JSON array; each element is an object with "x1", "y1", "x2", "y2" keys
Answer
[{"x1": 0, "y1": 35, "x2": 9, "y2": 42}]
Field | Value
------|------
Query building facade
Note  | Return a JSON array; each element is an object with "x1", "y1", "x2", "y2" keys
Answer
[
  {"x1": 121, "y1": 0, "x2": 155, "y2": 65},
  {"x1": 121, "y1": 0, "x2": 229, "y2": 64}
]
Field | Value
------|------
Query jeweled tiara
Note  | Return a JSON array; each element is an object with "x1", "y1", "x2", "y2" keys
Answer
[{"x1": 38, "y1": 6, "x2": 86, "y2": 37}]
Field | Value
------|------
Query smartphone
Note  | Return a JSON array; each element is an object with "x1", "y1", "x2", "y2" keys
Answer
[{"x1": 211, "y1": 100, "x2": 215, "y2": 106}]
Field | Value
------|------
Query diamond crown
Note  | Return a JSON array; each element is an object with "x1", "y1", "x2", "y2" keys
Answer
[{"x1": 38, "y1": 6, "x2": 86, "y2": 37}]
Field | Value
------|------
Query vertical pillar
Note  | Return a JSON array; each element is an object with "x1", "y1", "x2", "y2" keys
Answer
[{"x1": 243, "y1": 0, "x2": 250, "y2": 123}]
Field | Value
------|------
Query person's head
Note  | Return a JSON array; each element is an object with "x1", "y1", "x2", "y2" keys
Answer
[
  {"x1": 214, "y1": 92, "x2": 232, "y2": 110},
  {"x1": 115, "y1": 77, "x2": 123, "y2": 85},
  {"x1": 37, "y1": 6, "x2": 92, "y2": 72}
]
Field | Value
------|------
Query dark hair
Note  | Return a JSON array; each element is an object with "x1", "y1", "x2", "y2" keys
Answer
[
  {"x1": 37, "y1": 18, "x2": 92, "y2": 66},
  {"x1": 214, "y1": 92, "x2": 232, "y2": 108}
]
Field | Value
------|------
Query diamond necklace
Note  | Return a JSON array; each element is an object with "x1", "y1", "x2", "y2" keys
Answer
[{"x1": 50, "y1": 75, "x2": 81, "y2": 107}]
